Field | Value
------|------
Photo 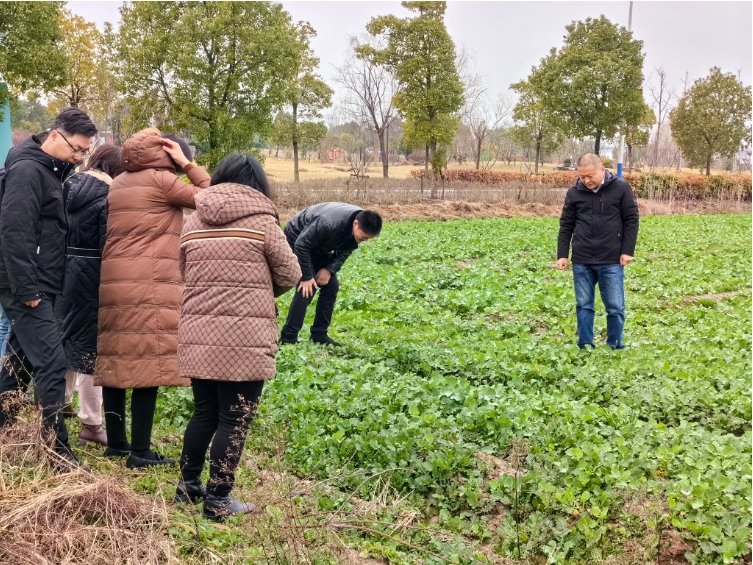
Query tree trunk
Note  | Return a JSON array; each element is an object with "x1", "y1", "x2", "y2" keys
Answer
[
  {"x1": 706, "y1": 153, "x2": 711, "y2": 176},
  {"x1": 379, "y1": 128, "x2": 389, "y2": 179},
  {"x1": 535, "y1": 139, "x2": 541, "y2": 174},
  {"x1": 424, "y1": 145, "x2": 429, "y2": 177},
  {"x1": 275, "y1": 145, "x2": 280, "y2": 158},
  {"x1": 627, "y1": 144, "x2": 633, "y2": 173},
  {"x1": 476, "y1": 135, "x2": 482, "y2": 170},
  {"x1": 292, "y1": 103, "x2": 299, "y2": 183},
  {"x1": 594, "y1": 133, "x2": 601, "y2": 156}
]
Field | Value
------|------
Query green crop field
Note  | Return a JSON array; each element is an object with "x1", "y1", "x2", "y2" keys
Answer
[{"x1": 145, "y1": 214, "x2": 750, "y2": 564}]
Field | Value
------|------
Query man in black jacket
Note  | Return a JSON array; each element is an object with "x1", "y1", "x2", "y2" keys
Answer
[
  {"x1": 0, "y1": 108, "x2": 97, "y2": 470},
  {"x1": 280, "y1": 203, "x2": 382, "y2": 346},
  {"x1": 557, "y1": 154, "x2": 639, "y2": 350}
]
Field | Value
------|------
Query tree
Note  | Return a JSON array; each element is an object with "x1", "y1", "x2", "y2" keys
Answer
[
  {"x1": 647, "y1": 66, "x2": 676, "y2": 170},
  {"x1": 0, "y1": 2, "x2": 67, "y2": 111},
  {"x1": 510, "y1": 78, "x2": 562, "y2": 174},
  {"x1": 117, "y1": 1, "x2": 300, "y2": 167},
  {"x1": 9, "y1": 98, "x2": 54, "y2": 132},
  {"x1": 279, "y1": 22, "x2": 333, "y2": 182},
  {"x1": 337, "y1": 35, "x2": 398, "y2": 178},
  {"x1": 536, "y1": 15, "x2": 645, "y2": 155},
  {"x1": 48, "y1": 10, "x2": 102, "y2": 113},
  {"x1": 670, "y1": 67, "x2": 752, "y2": 176},
  {"x1": 624, "y1": 103, "x2": 654, "y2": 173},
  {"x1": 364, "y1": 1, "x2": 464, "y2": 185}
]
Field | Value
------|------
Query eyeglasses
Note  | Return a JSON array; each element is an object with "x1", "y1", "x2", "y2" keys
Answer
[{"x1": 56, "y1": 130, "x2": 91, "y2": 157}]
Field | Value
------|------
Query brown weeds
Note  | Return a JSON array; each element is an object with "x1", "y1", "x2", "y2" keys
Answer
[{"x1": 0, "y1": 399, "x2": 176, "y2": 565}]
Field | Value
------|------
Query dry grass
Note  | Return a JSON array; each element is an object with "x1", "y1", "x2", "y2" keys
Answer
[
  {"x1": 271, "y1": 176, "x2": 750, "y2": 222},
  {"x1": 0, "y1": 396, "x2": 177, "y2": 565}
]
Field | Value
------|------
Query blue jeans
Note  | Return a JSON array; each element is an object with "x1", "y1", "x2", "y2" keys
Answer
[
  {"x1": 572, "y1": 264, "x2": 625, "y2": 349},
  {"x1": 0, "y1": 307, "x2": 9, "y2": 359}
]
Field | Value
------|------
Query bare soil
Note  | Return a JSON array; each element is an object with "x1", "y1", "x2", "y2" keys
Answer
[{"x1": 279, "y1": 199, "x2": 750, "y2": 223}]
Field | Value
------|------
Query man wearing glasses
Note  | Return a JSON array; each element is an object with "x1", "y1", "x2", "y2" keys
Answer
[
  {"x1": 0, "y1": 108, "x2": 97, "y2": 472},
  {"x1": 557, "y1": 153, "x2": 640, "y2": 350}
]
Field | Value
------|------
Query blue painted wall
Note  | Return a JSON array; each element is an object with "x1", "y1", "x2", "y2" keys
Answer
[{"x1": 0, "y1": 83, "x2": 11, "y2": 165}]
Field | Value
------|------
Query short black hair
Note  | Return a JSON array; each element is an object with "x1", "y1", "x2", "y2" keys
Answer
[
  {"x1": 161, "y1": 134, "x2": 193, "y2": 173},
  {"x1": 50, "y1": 107, "x2": 97, "y2": 138},
  {"x1": 85, "y1": 144, "x2": 124, "y2": 178},
  {"x1": 210, "y1": 153, "x2": 271, "y2": 199},
  {"x1": 34, "y1": 130, "x2": 50, "y2": 144},
  {"x1": 356, "y1": 210, "x2": 382, "y2": 236}
]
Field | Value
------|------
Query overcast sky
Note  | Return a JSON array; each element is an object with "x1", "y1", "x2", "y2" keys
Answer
[{"x1": 69, "y1": 1, "x2": 752, "y2": 106}]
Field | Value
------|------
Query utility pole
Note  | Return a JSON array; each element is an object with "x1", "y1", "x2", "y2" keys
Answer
[{"x1": 616, "y1": 1, "x2": 633, "y2": 178}]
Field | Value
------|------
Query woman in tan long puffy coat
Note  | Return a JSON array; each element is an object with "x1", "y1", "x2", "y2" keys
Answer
[
  {"x1": 95, "y1": 128, "x2": 211, "y2": 469},
  {"x1": 173, "y1": 154, "x2": 300, "y2": 521}
]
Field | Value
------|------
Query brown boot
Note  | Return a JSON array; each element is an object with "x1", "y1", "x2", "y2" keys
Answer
[
  {"x1": 78, "y1": 425, "x2": 108, "y2": 447},
  {"x1": 62, "y1": 403, "x2": 78, "y2": 419}
]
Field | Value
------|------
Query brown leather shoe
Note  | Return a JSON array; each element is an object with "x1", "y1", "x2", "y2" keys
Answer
[
  {"x1": 78, "y1": 425, "x2": 108, "y2": 447},
  {"x1": 62, "y1": 403, "x2": 78, "y2": 419}
]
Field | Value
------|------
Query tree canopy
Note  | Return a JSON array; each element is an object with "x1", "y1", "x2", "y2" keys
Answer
[
  {"x1": 534, "y1": 15, "x2": 646, "y2": 155},
  {"x1": 670, "y1": 67, "x2": 752, "y2": 175},
  {"x1": 364, "y1": 1, "x2": 464, "y2": 179},
  {"x1": 117, "y1": 1, "x2": 301, "y2": 166},
  {"x1": 0, "y1": 1, "x2": 67, "y2": 111}
]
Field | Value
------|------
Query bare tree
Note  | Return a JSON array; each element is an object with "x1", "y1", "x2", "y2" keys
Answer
[
  {"x1": 455, "y1": 44, "x2": 513, "y2": 169},
  {"x1": 647, "y1": 66, "x2": 676, "y2": 170},
  {"x1": 466, "y1": 92, "x2": 514, "y2": 169},
  {"x1": 335, "y1": 35, "x2": 398, "y2": 178}
]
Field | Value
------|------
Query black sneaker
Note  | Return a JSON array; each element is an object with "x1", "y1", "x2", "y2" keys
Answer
[
  {"x1": 202, "y1": 493, "x2": 257, "y2": 521},
  {"x1": 126, "y1": 451, "x2": 176, "y2": 469},
  {"x1": 278, "y1": 336, "x2": 298, "y2": 345},
  {"x1": 311, "y1": 335, "x2": 342, "y2": 347}
]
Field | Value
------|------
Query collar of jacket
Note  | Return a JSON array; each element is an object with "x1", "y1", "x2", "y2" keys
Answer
[
  {"x1": 576, "y1": 169, "x2": 615, "y2": 193},
  {"x1": 6, "y1": 135, "x2": 76, "y2": 178}
]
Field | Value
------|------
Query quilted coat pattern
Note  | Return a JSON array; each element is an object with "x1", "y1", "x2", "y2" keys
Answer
[
  {"x1": 54, "y1": 170, "x2": 111, "y2": 374},
  {"x1": 95, "y1": 128, "x2": 211, "y2": 389},
  {"x1": 178, "y1": 183, "x2": 301, "y2": 382}
]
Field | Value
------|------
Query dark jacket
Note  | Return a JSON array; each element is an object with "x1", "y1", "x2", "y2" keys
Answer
[
  {"x1": 284, "y1": 202, "x2": 362, "y2": 280},
  {"x1": 54, "y1": 170, "x2": 111, "y2": 374},
  {"x1": 0, "y1": 135, "x2": 76, "y2": 303},
  {"x1": 557, "y1": 170, "x2": 640, "y2": 265}
]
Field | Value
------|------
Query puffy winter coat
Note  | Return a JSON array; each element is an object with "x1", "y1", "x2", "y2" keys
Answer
[
  {"x1": 178, "y1": 183, "x2": 301, "y2": 382},
  {"x1": 0, "y1": 135, "x2": 76, "y2": 303},
  {"x1": 95, "y1": 128, "x2": 211, "y2": 389},
  {"x1": 283, "y1": 202, "x2": 362, "y2": 281},
  {"x1": 54, "y1": 170, "x2": 111, "y2": 374},
  {"x1": 557, "y1": 171, "x2": 640, "y2": 265}
]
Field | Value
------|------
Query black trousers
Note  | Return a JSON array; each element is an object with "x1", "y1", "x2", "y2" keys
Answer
[
  {"x1": 102, "y1": 386, "x2": 159, "y2": 455},
  {"x1": 280, "y1": 269, "x2": 339, "y2": 340},
  {"x1": 0, "y1": 290, "x2": 70, "y2": 452},
  {"x1": 180, "y1": 379, "x2": 264, "y2": 497}
]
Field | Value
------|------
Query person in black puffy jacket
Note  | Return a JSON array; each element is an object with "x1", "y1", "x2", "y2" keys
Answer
[
  {"x1": 55, "y1": 145, "x2": 123, "y2": 448},
  {"x1": 0, "y1": 108, "x2": 97, "y2": 472},
  {"x1": 557, "y1": 153, "x2": 640, "y2": 350},
  {"x1": 280, "y1": 202, "x2": 382, "y2": 346}
]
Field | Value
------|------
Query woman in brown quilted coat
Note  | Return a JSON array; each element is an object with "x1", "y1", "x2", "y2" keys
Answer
[
  {"x1": 96, "y1": 128, "x2": 211, "y2": 469},
  {"x1": 173, "y1": 154, "x2": 300, "y2": 520}
]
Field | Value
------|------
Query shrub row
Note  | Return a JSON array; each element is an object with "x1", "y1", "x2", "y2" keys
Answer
[{"x1": 410, "y1": 168, "x2": 752, "y2": 200}]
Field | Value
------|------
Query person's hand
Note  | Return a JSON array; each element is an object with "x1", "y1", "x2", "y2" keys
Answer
[
  {"x1": 315, "y1": 268, "x2": 331, "y2": 286},
  {"x1": 24, "y1": 299, "x2": 41, "y2": 308},
  {"x1": 557, "y1": 258, "x2": 568, "y2": 271},
  {"x1": 298, "y1": 279, "x2": 318, "y2": 298},
  {"x1": 160, "y1": 139, "x2": 190, "y2": 168},
  {"x1": 620, "y1": 254, "x2": 634, "y2": 267}
]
